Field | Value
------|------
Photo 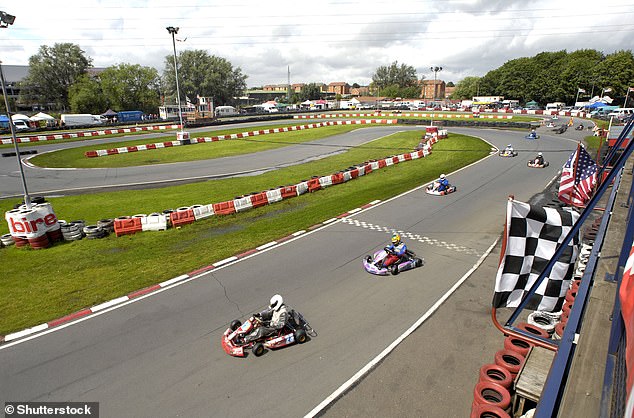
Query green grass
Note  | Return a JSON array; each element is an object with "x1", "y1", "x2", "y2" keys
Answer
[
  {"x1": 0, "y1": 131, "x2": 490, "y2": 335},
  {"x1": 28, "y1": 123, "x2": 370, "y2": 168}
]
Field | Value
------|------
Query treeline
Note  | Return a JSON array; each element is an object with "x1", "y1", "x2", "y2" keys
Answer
[{"x1": 451, "y1": 49, "x2": 634, "y2": 105}]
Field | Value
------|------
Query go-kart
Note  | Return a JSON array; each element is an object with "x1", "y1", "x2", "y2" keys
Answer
[
  {"x1": 525, "y1": 132, "x2": 540, "y2": 140},
  {"x1": 527, "y1": 160, "x2": 549, "y2": 168},
  {"x1": 499, "y1": 150, "x2": 518, "y2": 157},
  {"x1": 425, "y1": 181, "x2": 457, "y2": 196},
  {"x1": 222, "y1": 309, "x2": 316, "y2": 357},
  {"x1": 363, "y1": 247, "x2": 424, "y2": 276}
]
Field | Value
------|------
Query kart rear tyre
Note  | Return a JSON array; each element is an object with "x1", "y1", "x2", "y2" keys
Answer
[
  {"x1": 415, "y1": 258, "x2": 423, "y2": 267},
  {"x1": 230, "y1": 320, "x2": 242, "y2": 331},
  {"x1": 295, "y1": 329, "x2": 307, "y2": 344},
  {"x1": 253, "y1": 343, "x2": 265, "y2": 357},
  {"x1": 390, "y1": 265, "x2": 399, "y2": 276},
  {"x1": 365, "y1": 255, "x2": 372, "y2": 263}
]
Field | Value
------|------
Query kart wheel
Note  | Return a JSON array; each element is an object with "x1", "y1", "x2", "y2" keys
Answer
[
  {"x1": 230, "y1": 320, "x2": 242, "y2": 331},
  {"x1": 415, "y1": 258, "x2": 423, "y2": 267},
  {"x1": 295, "y1": 329, "x2": 307, "y2": 344},
  {"x1": 252, "y1": 343, "x2": 265, "y2": 357},
  {"x1": 390, "y1": 265, "x2": 400, "y2": 276},
  {"x1": 365, "y1": 255, "x2": 372, "y2": 263}
]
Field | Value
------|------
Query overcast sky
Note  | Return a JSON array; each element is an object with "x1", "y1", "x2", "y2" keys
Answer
[{"x1": 1, "y1": 0, "x2": 633, "y2": 87}]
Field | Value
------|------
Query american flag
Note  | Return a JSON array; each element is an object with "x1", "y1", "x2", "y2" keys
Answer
[{"x1": 558, "y1": 145, "x2": 598, "y2": 207}]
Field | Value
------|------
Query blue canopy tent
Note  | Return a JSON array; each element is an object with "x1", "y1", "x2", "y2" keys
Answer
[
  {"x1": 587, "y1": 102, "x2": 608, "y2": 109},
  {"x1": 0, "y1": 114, "x2": 9, "y2": 128}
]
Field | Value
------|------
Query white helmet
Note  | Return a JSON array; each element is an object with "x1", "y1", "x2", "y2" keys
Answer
[
  {"x1": 507, "y1": 144, "x2": 512, "y2": 147},
  {"x1": 440, "y1": 174, "x2": 446, "y2": 179},
  {"x1": 269, "y1": 294, "x2": 283, "y2": 311},
  {"x1": 538, "y1": 152, "x2": 542, "y2": 156}
]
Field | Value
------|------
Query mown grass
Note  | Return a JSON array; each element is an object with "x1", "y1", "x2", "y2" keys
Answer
[
  {"x1": 28, "y1": 123, "x2": 368, "y2": 168},
  {"x1": 0, "y1": 131, "x2": 491, "y2": 335}
]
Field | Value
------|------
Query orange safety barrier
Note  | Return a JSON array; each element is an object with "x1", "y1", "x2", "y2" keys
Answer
[
  {"x1": 391, "y1": 156, "x2": 400, "y2": 164},
  {"x1": 279, "y1": 185, "x2": 297, "y2": 199},
  {"x1": 378, "y1": 159, "x2": 387, "y2": 169},
  {"x1": 114, "y1": 216, "x2": 143, "y2": 237},
  {"x1": 249, "y1": 192, "x2": 269, "y2": 208},
  {"x1": 212, "y1": 200, "x2": 236, "y2": 215},
  {"x1": 403, "y1": 153, "x2": 412, "y2": 161},
  {"x1": 307, "y1": 177, "x2": 322, "y2": 192},
  {"x1": 331, "y1": 172, "x2": 345, "y2": 185},
  {"x1": 348, "y1": 168, "x2": 359, "y2": 179},
  {"x1": 170, "y1": 208, "x2": 195, "y2": 227},
  {"x1": 147, "y1": 144, "x2": 157, "y2": 149},
  {"x1": 127, "y1": 146, "x2": 138, "y2": 152},
  {"x1": 106, "y1": 149, "x2": 118, "y2": 155},
  {"x1": 362, "y1": 163, "x2": 373, "y2": 174},
  {"x1": 85, "y1": 150, "x2": 98, "y2": 158}
]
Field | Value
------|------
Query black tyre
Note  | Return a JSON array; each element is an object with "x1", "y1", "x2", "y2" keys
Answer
[
  {"x1": 252, "y1": 343, "x2": 265, "y2": 357},
  {"x1": 365, "y1": 255, "x2": 372, "y2": 263},
  {"x1": 390, "y1": 265, "x2": 400, "y2": 276},
  {"x1": 230, "y1": 320, "x2": 242, "y2": 331},
  {"x1": 295, "y1": 329, "x2": 307, "y2": 344},
  {"x1": 415, "y1": 258, "x2": 423, "y2": 267}
]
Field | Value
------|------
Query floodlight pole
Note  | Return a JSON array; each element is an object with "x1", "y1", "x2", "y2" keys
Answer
[
  {"x1": 166, "y1": 26, "x2": 184, "y2": 133},
  {"x1": 0, "y1": 11, "x2": 31, "y2": 209}
]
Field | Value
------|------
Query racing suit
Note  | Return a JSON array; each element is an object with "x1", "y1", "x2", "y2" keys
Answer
[
  {"x1": 384, "y1": 241, "x2": 407, "y2": 267},
  {"x1": 504, "y1": 146, "x2": 514, "y2": 154},
  {"x1": 245, "y1": 304, "x2": 288, "y2": 342},
  {"x1": 534, "y1": 155, "x2": 544, "y2": 165},
  {"x1": 436, "y1": 178, "x2": 449, "y2": 192}
]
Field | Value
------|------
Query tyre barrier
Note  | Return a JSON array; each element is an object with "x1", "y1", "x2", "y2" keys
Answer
[
  {"x1": 516, "y1": 322, "x2": 550, "y2": 339},
  {"x1": 97, "y1": 219, "x2": 115, "y2": 232},
  {"x1": 565, "y1": 289, "x2": 577, "y2": 304},
  {"x1": 527, "y1": 311, "x2": 557, "y2": 335},
  {"x1": 1, "y1": 233, "x2": 14, "y2": 247},
  {"x1": 28, "y1": 234, "x2": 51, "y2": 249},
  {"x1": 553, "y1": 321, "x2": 566, "y2": 340},
  {"x1": 83, "y1": 225, "x2": 108, "y2": 239},
  {"x1": 503, "y1": 336, "x2": 533, "y2": 357},
  {"x1": 479, "y1": 363, "x2": 513, "y2": 390},
  {"x1": 472, "y1": 381, "x2": 512, "y2": 412},
  {"x1": 13, "y1": 236, "x2": 29, "y2": 248},
  {"x1": 470, "y1": 403, "x2": 511, "y2": 418},
  {"x1": 46, "y1": 227, "x2": 64, "y2": 243},
  {"x1": 60, "y1": 222, "x2": 84, "y2": 241},
  {"x1": 494, "y1": 349, "x2": 526, "y2": 378}
]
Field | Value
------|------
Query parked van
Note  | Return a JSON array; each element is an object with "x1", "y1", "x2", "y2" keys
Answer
[
  {"x1": 608, "y1": 108, "x2": 634, "y2": 120},
  {"x1": 214, "y1": 106, "x2": 239, "y2": 117},
  {"x1": 12, "y1": 119, "x2": 30, "y2": 131},
  {"x1": 61, "y1": 114, "x2": 102, "y2": 127}
]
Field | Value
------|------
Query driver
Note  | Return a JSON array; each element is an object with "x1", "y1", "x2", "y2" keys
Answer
[
  {"x1": 503, "y1": 144, "x2": 514, "y2": 154},
  {"x1": 533, "y1": 152, "x2": 544, "y2": 165},
  {"x1": 436, "y1": 173, "x2": 450, "y2": 192},
  {"x1": 382, "y1": 233, "x2": 407, "y2": 268},
  {"x1": 244, "y1": 294, "x2": 288, "y2": 343},
  {"x1": 528, "y1": 128, "x2": 537, "y2": 138}
]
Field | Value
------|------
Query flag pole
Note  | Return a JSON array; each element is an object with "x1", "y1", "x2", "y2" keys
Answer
[{"x1": 625, "y1": 87, "x2": 631, "y2": 107}]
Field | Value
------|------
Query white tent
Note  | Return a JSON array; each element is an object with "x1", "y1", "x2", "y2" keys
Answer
[
  {"x1": 29, "y1": 112, "x2": 55, "y2": 122},
  {"x1": 11, "y1": 113, "x2": 30, "y2": 121}
]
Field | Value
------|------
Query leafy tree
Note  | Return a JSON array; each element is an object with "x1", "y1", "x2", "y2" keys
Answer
[
  {"x1": 593, "y1": 50, "x2": 634, "y2": 101},
  {"x1": 162, "y1": 49, "x2": 247, "y2": 106},
  {"x1": 371, "y1": 61, "x2": 418, "y2": 90},
  {"x1": 446, "y1": 81, "x2": 455, "y2": 87},
  {"x1": 299, "y1": 83, "x2": 323, "y2": 101},
  {"x1": 451, "y1": 76, "x2": 481, "y2": 100},
  {"x1": 100, "y1": 64, "x2": 160, "y2": 113},
  {"x1": 68, "y1": 75, "x2": 107, "y2": 114},
  {"x1": 20, "y1": 43, "x2": 92, "y2": 110}
]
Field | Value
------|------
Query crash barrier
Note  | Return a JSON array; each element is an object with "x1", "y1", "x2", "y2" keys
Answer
[
  {"x1": 0, "y1": 124, "x2": 180, "y2": 145},
  {"x1": 294, "y1": 113, "x2": 513, "y2": 119},
  {"x1": 84, "y1": 120, "x2": 399, "y2": 157}
]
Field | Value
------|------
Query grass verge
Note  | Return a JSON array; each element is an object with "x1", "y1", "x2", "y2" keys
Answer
[{"x1": 0, "y1": 131, "x2": 490, "y2": 335}]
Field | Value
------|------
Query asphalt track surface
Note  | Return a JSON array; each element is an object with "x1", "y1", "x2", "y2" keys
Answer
[{"x1": 0, "y1": 123, "x2": 580, "y2": 417}]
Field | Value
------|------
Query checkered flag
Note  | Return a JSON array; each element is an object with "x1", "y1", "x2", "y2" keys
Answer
[{"x1": 493, "y1": 199, "x2": 580, "y2": 312}]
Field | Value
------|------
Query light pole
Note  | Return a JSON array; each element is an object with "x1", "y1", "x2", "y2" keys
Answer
[
  {"x1": 1, "y1": 10, "x2": 31, "y2": 209},
  {"x1": 430, "y1": 66, "x2": 442, "y2": 102},
  {"x1": 166, "y1": 26, "x2": 185, "y2": 136}
]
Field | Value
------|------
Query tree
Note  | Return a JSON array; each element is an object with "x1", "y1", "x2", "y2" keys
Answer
[
  {"x1": 162, "y1": 50, "x2": 247, "y2": 106},
  {"x1": 68, "y1": 75, "x2": 107, "y2": 114},
  {"x1": 371, "y1": 61, "x2": 418, "y2": 90},
  {"x1": 299, "y1": 83, "x2": 323, "y2": 101},
  {"x1": 451, "y1": 76, "x2": 481, "y2": 100},
  {"x1": 100, "y1": 64, "x2": 160, "y2": 113},
  {"x1": 20, "y1": 43, "x2": 92, "y2": 110}
]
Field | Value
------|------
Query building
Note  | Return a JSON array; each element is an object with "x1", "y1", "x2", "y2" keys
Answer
[
  {"x1": 421, "y1": 79, "x2": 446, "y2": 101},
  {"x1": 328, "y1": 82, "x2": 351, "y2": 96}
]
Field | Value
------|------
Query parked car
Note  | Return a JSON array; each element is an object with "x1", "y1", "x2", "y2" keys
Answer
[{"x1": 13, "y1": 119, "x2": 30, "y2": 131}]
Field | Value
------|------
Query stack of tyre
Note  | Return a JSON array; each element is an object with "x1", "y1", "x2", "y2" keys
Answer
[
  {"x1": 1, "y1": 233, "x2": 14, "y2": 248},
  {"x1": 59, "y1": 219, "x2": 113, "y2": 241}
]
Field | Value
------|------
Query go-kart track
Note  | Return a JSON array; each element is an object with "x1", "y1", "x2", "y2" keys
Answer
[{"x1": 0, "y1": 122, "x2": 579, "y2": 417}]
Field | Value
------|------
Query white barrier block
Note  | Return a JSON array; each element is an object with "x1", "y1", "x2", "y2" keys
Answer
[
  {"x1": 318, "y1": 176, "x2": 333, "y2": 188},
  {"x1": 369, "y1": 161, "x2": 380, "y2": 171},
  {"x1": 116, "y1": 147, "x2": 128, "y2": 153},
  {"x1": 141, "y1": 214, "x2": 168, "y2": 231},
  {"x1": 296, "y1": 181, "x2": 309, "y2": 195},
  {"x1": 343, "y1": 171, "x2": 352, "y2": 182},
  {"x1": 192, "y1": 204, "x2": 215, "y2": 220},
  {"x1": 233, "y1": 196, "x2": 253, "y2": 212},
  {"x1": 357, "y1": 166, "x2": 366, "y2": 176},
  {"x1": 266, "y1": 189, "x2": 283, "y2": 203},
  {"x1": 384, "y1": 158, "x2": 394, "y2": 166}
]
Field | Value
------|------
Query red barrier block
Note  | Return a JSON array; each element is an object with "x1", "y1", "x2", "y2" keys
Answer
[
  {"x1": 170, "y1": 209, "x2": 195, "y2": 227},
  {"x1": 249, "y1": 192, "x2": 269, "y2": 208},
  {"x1": 307, "y1": 177, "x2": 321, "y2": 192},
  {"x1": 403, "y1": 153, "x2": 412, "y2": 161},
  {"x1": 392, "y1": 156, "x2": 400, "y2": 164},
  {"x1": 212, "y1": 201, "x2": 236, "y2": 215},
  {"x1": 378, "y1": 160, "x2": 387, "y2": 169},
  {"x1": 127, "y1": 146, "x2": 138, "y2": 152},
  {"x1": 349, "y1": 168, "x2": 359, "y2": 179},
  {"x1": 114, "y1": 216, "x2": 142, "y2": 237},
  {"x1": 106, "y1": 149, "x2": 118, "y2": 155},
  {"x1": 363, "y1": 163, "x2": 372, "y2": 174},
  {"x1": 331, "y1": 173, "x2": 345, "y2": 185},
  {"x1": 279, "y1": 185, "x2": 297, "y2": 199},
  {"x1": 147, "y1": 144, "x2": 157, "y2": 149},
  {"x1": 85, "y1": 151, "x2": 98, "y2": 158}
]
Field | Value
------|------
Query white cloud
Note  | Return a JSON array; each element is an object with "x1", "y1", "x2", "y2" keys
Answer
[{"x1": 1, "y1": 0, "x2": 632, "y2": 86}]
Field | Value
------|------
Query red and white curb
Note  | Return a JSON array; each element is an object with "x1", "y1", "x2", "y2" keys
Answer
[{"x1": 0, "y1": 199, "x2": 383, "y2": 345}]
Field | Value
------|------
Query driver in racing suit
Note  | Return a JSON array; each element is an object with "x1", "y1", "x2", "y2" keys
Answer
[
  {"x1": 382, "y1": 233, "x2": 408, "y2": 268},
  {"x1": 244, "y1": 294, "x2": 288, "y2": 343},
  {"x1": 503, "y1": 144, "x2": 514, "y2": 154},
  {"x1": 435, "y1": 174, "x2": 449, "y2": 192},
  {"x1": 533, "y1": 152, "x2": 544, "y2": 165}
]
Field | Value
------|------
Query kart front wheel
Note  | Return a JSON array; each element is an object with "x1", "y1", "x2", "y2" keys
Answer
[
  {"x1": 252, "y1": 343, "x2": 265, "y2": 357},
  {"x1": 390, "y1": 265, "x2": 400, "y2": 276},
  {"x1": 415, "y1": 258, "x2": 424, "y2": 267},
  {"x1": 230, "y1": 320, "x2": 242, "y2": 331},
  {"x1": 295, "y1": 329, "x2": 307, "y2": 344}
]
